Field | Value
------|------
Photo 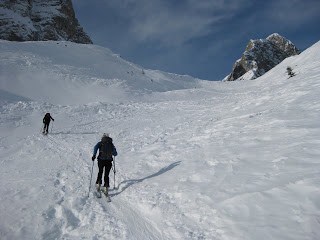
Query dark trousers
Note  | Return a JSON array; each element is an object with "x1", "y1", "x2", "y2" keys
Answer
[
  {"x1": 43, "y1": 122, "x2": 50, "y2": 133},
  {"x1": 96, "y1": 160, "x2": 112, "y2": 187}
]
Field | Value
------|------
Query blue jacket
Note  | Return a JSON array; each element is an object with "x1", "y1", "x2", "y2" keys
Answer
[{"x1": 93, "y1": 141, "x2": 117, "y2": 161}]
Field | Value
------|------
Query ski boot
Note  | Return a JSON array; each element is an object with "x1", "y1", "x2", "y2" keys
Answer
[{"x1": 102, "y1": 186, "x2": 108, "y2": 196}]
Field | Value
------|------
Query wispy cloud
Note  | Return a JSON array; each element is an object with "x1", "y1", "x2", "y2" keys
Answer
[
  {"x1": 73, "y1": 0, "x2": 320, "y2": 79},
  {"x1": 103, "y1": 0, "x2": 251, "y2": 46},
  {"x1": 266, "y1": 0, "x2": 320, "y2": 26}
]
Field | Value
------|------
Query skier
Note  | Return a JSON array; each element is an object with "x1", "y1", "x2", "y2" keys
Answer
[
  {"x1": 43, "y1": 113, "x2": 54, "y2": 134},
  {"x1": 92, "y1": 133, "x2": 118, "y2": 195}
]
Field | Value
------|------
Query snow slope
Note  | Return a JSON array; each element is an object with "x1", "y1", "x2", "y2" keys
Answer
[
  {"x1": 0, "y1": 40, "x2": 320, "y2": 240},
  {"x1": 0, "y1": 40, "x2": 202, "y2": 105}
]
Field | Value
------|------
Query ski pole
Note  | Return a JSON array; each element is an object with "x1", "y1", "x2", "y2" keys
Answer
[
  {"x1": 88, "y1": 161, "x2": 94, "y2": 197},
  {"x1": 50, "y1": 122, "x2": 54, "y2": 133},
  {"x1": 113, "y1": 156, "x2": 116, "y2": 189}
]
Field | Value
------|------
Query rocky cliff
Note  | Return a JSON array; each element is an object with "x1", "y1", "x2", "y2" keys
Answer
[
  {"x1": 0, "y1": 0, "x2": 92, "y2": 44},
  {"x1": 225, "y1": 33, "x2": 299, "y2": 81}
]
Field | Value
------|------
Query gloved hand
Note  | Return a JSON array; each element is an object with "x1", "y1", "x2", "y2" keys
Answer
[
  {"x1": 92, "y1": 155, "x2": 96, "y2": 161},
  {"x1": 52, "y1": 119, "x2": 55, "y2": 121}
]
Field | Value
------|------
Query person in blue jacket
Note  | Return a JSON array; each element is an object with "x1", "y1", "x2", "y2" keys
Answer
[{"x1": 92, "y1": 133, "x2": 117, "y2": 193}]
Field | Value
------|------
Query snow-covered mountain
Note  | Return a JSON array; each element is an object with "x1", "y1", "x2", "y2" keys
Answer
[
  {"x1": 0, "y1": 40, "x2": 202, "y2": 104},
  {"x1": 0, "y1": 0, "x2": 92, "y2": 43},
  {"x1": 0, "y1": 39, "x2": 320, "y2": 240},
  {"x1": 225, "y1": 33, "x2": 300, "y2": 81}
]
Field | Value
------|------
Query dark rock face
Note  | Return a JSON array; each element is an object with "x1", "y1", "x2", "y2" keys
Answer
[
  {"x1": 0, "y1": 0, "x2": 92, "y2": 44},
  {"x1": 225, "y1": 33, "x2": 299, "y2": 81}
]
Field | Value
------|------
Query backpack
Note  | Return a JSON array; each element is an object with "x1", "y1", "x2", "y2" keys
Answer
[
  {"x1": 43, "y1": 113, "x2": 51, "y2": 123},
  {"x1": 99, "y1": 136, "x2": 113, "y2": 159}
]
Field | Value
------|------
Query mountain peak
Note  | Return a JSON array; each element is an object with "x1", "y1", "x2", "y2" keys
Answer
[
  {"x1": 0, "y1": 0, "x2": 92, "y2": 44},
  {"x1": 266, "y1": 32, "x2": 283, "y2": 39},
  {"x1": 225, "y1": 33, "x2": 299, "y2": 81}
]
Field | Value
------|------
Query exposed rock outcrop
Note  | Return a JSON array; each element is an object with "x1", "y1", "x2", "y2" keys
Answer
[
  {"x1": 0, "y1": 0, "x2": 92, "y2": 43},
  {"x1": 225, "y1": 33, "x2": 299, "y2": 81}
]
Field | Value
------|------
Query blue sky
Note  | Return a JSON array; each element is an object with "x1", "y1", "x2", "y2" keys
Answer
[{"x1": 73, "y1": 0, "x2": 320, "y2": 80}]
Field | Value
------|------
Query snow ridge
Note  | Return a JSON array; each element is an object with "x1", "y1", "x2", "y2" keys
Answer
[{"x1": 0, "y1": 40, "x2": 202, "y2": 105}]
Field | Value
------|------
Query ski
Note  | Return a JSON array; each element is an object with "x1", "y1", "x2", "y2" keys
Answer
[
  {"x1": 96, "y1": 190, "x2": 102, "y2": 198},
  {"x1": 95, "y1": 185, "x2": 102, "y2": 198},
  {"x1": 95, "y1": 185, "x2": 111, "y2": 201},
  {"x1": 104, "y1": 192, "x2": 111, "y2": 202},
  {"x1": 102, "y1": 187, "x2": 111, "y2": 202}
]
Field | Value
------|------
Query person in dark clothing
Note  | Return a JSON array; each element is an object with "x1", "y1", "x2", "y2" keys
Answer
[
  {"x1": 92, "y1": 133, "x2": 118, "y2": 194},
  {"x1": 43, "y1": 113, "x2": 54, "y2": 134}
]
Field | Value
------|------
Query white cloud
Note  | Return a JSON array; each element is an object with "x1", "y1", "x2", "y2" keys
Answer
[
  {"x1": 103, "y1": 0, "x2": 251, "y2": 46},
  {"x1": 266, "y1": 0, "x2": 320, "y2": 26}
]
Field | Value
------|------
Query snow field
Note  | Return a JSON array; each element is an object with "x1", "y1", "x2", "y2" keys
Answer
[{"x1": 1, "y1": 40, "x2": 320, "y2": 239}]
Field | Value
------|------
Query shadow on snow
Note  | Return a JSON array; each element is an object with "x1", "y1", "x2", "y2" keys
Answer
[
  {"x1": 50, "y1": 131, "x2": 99, "y2": 135},
  {"x1": 110, "y1": 161, "x2": 181, "y2": 197}
]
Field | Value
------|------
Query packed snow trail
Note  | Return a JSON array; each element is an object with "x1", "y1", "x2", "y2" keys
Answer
[{"x1": 1, "y1": 40, "x2": 320, "y2": 239}]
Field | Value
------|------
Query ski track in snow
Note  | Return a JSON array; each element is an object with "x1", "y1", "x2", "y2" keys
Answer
[{"x1": 1, "y1": 40, "x2": 320, "y2": 239}]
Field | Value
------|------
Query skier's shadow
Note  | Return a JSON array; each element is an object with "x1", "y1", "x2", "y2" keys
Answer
[
  {"x1": 51, "y1": 131, "x2": 99, "y2": 135},
  {"x1": 110, "y1": 161, "x2": 181, "y2": 197}
]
